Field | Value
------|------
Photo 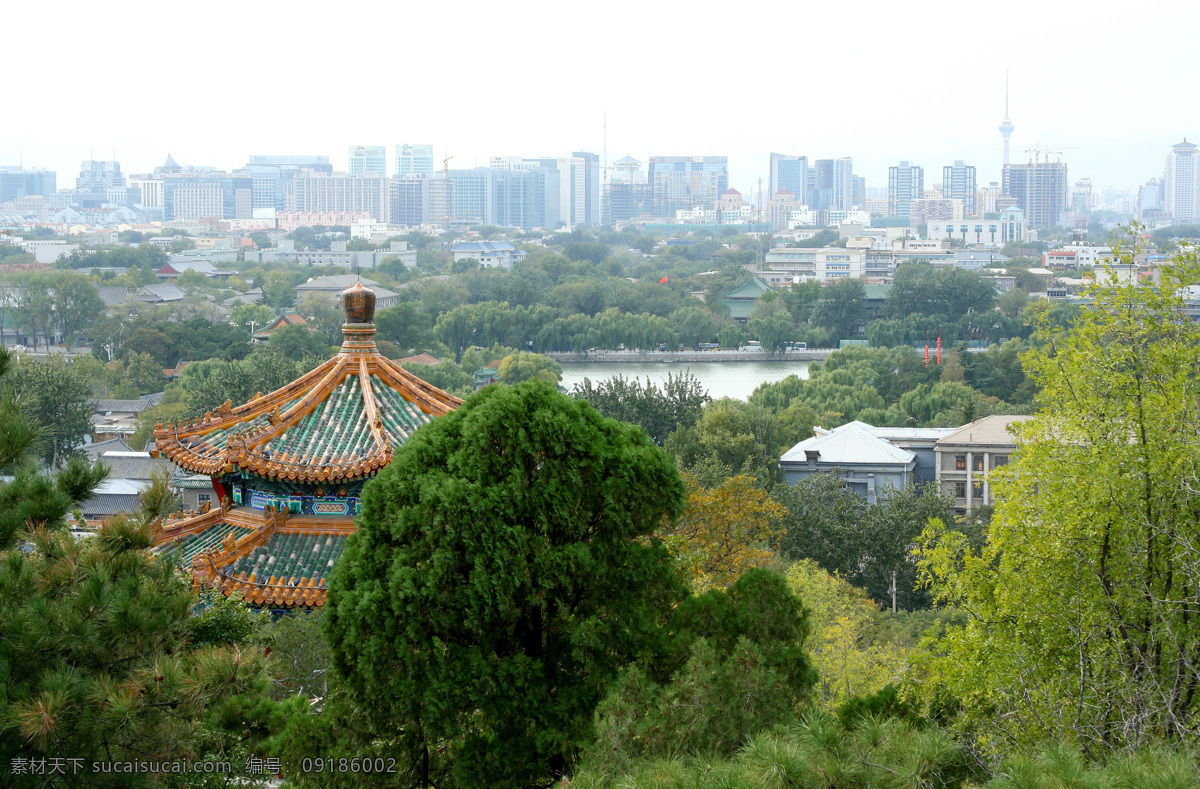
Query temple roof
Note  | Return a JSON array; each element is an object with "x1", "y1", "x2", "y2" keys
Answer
[{"x1": 154, "y1": 282, "x2": 460, "y2": 483}]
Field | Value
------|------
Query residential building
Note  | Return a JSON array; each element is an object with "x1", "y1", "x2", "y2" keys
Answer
[
  {"x1": 934, "y1": 415, "x2": 1032, "y2": 513},
  {"x1": 647, "y1": 156, "x2": 728, "y2": 215},
  {"x1": 1003, "y1": 160, "x2": 1069, "y2": 228},
  {"x1": 349, "y1": 145, "x2": 387, "y2": 177},
  {"x1": 396, "y1": 144, "x2": 434, "y2": 178},
  {"x1": 291, "y1": 172, "x2": 389, "y2": 222},
  {"x1": 908, "y1": 198, "x2": 963, "y2": 226},
  {"x1": 1071, "y1": 177, "x2": 1094, "y2": 215},
  {"x1": 389, "y1": 177, "x2": 433, "y2": 226},
  {"x1": 942, "y1": 161, "x2": 977, "y2": 216},
  {"x1": 887, "y1": 161, "x2": 923, "y2": 218},
  {"x1": 1165, "y1": 139, "x2": 1200, "y2": 223},
  {"x1": 571, "y1": 151, "x2": 602, "y2": 226},
  {"x1": 451, "y1": 240, "x2": 526, "y2": 271}
]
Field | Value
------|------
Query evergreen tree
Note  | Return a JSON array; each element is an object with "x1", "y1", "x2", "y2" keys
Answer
[{"x1": 325, "y1": 380, "x2": 687, "y2": 788}]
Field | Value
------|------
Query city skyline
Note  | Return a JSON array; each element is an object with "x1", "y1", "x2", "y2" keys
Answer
[{"x1": 5, "y1": 0, "x2": 1198, "y2": 196}]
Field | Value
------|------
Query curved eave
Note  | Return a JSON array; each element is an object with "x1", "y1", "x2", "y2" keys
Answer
[{"x1": 154, "y1": 350, "x2": 461, "y2": 480}]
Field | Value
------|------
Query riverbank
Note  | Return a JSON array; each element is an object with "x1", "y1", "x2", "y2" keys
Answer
[{"x1": 547, "y1": 349, "x2": 835, "y2": 364}]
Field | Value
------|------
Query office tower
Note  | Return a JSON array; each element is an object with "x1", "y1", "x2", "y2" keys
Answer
[
  {"x1": 292, "y1": 172, "x2": 389, "y2": 222},
  {"x1": 1071, "y1": 178, "x2": 1094, "y2": 215},
  {"x1": 769, "y1": 153, "x2": 809, "y2": 204},
  {"x1": 647, "y1": 156, "x2": 728, "y2": 215},
  {"x1": 243, "y1": 155, "x2": 333, "y2": 211},
  {"x1": 0, "y1": 167, "x2": 56, "y2": 202},
  {"x1": 1002, "y1": 160, "x2": 1069, "y2": 228},
  {"x1": 1137, "y1": 178, "x2": 1163, "y2": 220},
  {"x1": 397, "y1": 144, "x2": 435, "y2": 178},
  {"x1": 942, "y1": 161, "x2": 978, "y2": 216},
  {"x1": 76, "y1": 161, "x2": 125, "y2": 192},
  {"x1": 349, "y1": 145, "x2": 387, "y2": 177},
  {"x1": 608, "y1": 155, "x2": 651, "y2": 223},
  {"x1": 852, "y1": 175, "x2": 866, "y2": 208},
  {"x1": 887, "y1": 161, "x2": 924, "y2": 218},
  {"x1": 390, "y1": 177, "x2": 432, "y2": 226},
  {"x1": 1165, "y1": 139, "x2": 1200, "y2": 223},
  {"x1": 571, "y1": 151, "x2": 601, "y2": 226},
  {"x1": 809, "y1": 158, "x2": 853, "y2": 211},
  {"x1": 999, "y1": 74, "x2": 1015, "y2": 170}
]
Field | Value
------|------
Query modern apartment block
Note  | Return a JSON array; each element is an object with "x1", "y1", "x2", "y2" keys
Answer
[
  {"x1": 1165, "y1": 139, "x2": 1199, "y2": 223},
  {"x1": 292, "y1": 172, "x2": 389, "y2": 222},
  {"x1": 647, "y1": 156, "x2": 728, "y2": 215},
  {"x1": 942, "y1": 161, "x2": 977, "y2": 216},
  {"x1": 348, "y1": 145, "x2": 387, "y2": 177},
  {"x1": 1003, "y1": 160, "x2": 1069, "y2": 228},
  {"x1": 887, "y1": 161, "x2": 923, "y2": 218}
]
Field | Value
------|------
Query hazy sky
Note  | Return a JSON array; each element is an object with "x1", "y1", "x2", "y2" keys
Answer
[{"x1": 5, "y1": 0, "x2": 1196, "y2": 197}]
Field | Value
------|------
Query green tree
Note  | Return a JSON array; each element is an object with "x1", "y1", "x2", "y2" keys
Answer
[
  {"x1": 810, "y1": 277, "x2": 868, "y2": 343},
  {"x1": 50, "y1": 272, "x2": 104, "y2": 350},
  {"x1": 665, "y1": 397, "x2": 802, "y2": 487},
  {"x1": 268, "y1": 324, "x2": 334, "y2": 359},
  {"x1": 747, "y1": 295, "x2": 793, "y2": 355},
  {"x1": 0, "y1": 354, "x2": 94, "y2": 467},
  {"x1": 886, "y1": 262, "x2": 996, "y2": 320},
  {"x1": 572, "y1": 371, "x2": 709, "y2": 445},
  {"x1": 8, "y1": 272, "x2": 54, "y2": 351},
  {"x1": 230, "y1": 303, "x2": 274, "y2": 334},
  {"x1": 325, "y1": 380, "x2": 687, "y2": 789},
  {"x1": 376, "y1": 302, "x2": 433, "y2": 352},
  {"x1": 496, "y1": 350, "x2": 562, "y2": 384},
  {"x1": 670, "y1": 305, "x2": 719, "y2": 347},
  {"x1": 917, "y1": 238, "x2": 1200, "y2": 753},
  {"x1": 262, "y1": 270, "x2": 297, "y2": 309}
]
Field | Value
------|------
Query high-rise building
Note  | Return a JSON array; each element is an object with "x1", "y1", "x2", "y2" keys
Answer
[
  {"x1": 887, "y1": 161, "x2": 924, "y2": 218},
  {"x1": 571, "y1": 151, "x2": 601, "y2": 226},
  {"x1": 1137, "y1": 178, "x2": 1163, "y2": 220},
  {"x1": 76, "y1": 161, "x2": 125, "y2": 192},
  {"x1": 608, "y1": 155, "x2": 651, "y2": 223},
  {"x1": 1165, "y1": 139, "x2": 1200, "y2": 223},
  {"x1": 1071, "y1": 178, "x2": 1094, "y2": 215},
  {"x1": 0, "y1": 167, "x2": 56, "y2": 202},
  {"x1": 769, "y1": 153, "x2": 809, "y2": 204},
  {"x1": 242, "y1": 155, "x2": 333, "y2": 212},
  {"x1": 396, "y1": 144, "x2": 435, "y2": 178},
  {"x1": 389, "y1": 177, "x2": 434, "y2": 226},
  {"x1": 647, "y1": 156, "x2": 728, "y2": 216},
  {"x1": 1003, "y1": 161, "x2": 1069, "y2": 228},
  {"x1": 942, "y1": 161, "x2": 978, "y2": 217},
  {"x1": 349, "y1": 145, "x2": 387, "y2": 177},
  {"x1": 292, "y1": 172, "x2": 389, "y2": 222}
]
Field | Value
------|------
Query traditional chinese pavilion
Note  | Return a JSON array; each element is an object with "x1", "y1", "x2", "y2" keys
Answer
[{"x1": 151, "y1": 282, "x2": 460, "y2": 607}]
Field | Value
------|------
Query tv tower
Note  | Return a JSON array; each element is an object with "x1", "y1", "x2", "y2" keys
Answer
[{"x1": 998, "y1": 71, "x2": 1015, "y2": 168}]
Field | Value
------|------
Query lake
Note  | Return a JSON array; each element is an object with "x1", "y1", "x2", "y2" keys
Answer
[{"x1": 559, "y1": 360, "x2": 811, "y2": 402}]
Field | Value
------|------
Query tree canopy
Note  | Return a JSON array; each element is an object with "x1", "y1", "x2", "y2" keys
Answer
[{"x1": 325, "y1": 380, "x2": 688, "y2": 788}]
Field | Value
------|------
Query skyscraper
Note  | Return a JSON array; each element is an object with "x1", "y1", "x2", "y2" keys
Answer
[
  {"x1": 647, "y1": 156, "x2": 728, "y2": 216},
  {"x1": 1003, "y1": 161, "x2": 1069, "y2": 228},
  {"x1": 998, "y1": 74, "x2": 1015, "y2": 171},
  {"x1": 769, "y1": 153, "x2": 809, "y2": 204},
  {"x1": 942, "y1": 161, "x2": 977, "y2": 217},
  {"x1": 349, "y1": 145, "x2": 387, "y2": 177},
  {"x1": 887, "y1": 162, "x2": 924, "y2": 218},
  {"x1": 397, "y1": 144, "x2": 435, "y2": 178},
  {"x1": 1165, "y1": 139, "x2": 1200, "y2": 223},
  {"x1": 76, "y1": 160, "x2": 125, "y2": 192},
  {"x1": 0, "y1": 167, "x2": 56, "y2": 202}
]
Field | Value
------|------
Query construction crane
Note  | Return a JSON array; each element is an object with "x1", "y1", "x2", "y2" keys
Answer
[{"x1": 1024, "y1": 145, "x2": 1080, "y2": 164}]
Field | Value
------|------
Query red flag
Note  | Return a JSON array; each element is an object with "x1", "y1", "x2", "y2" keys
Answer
[
  {"x1": 659, "y1": 276, "x2": 668, "y2": 284},
  {"x1": 937, "y1": 332, "x2": 942, "y2": 365}
]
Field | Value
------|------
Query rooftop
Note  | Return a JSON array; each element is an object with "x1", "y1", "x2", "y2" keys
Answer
[
  {"x1": 935, "y1": 414, "x2": 1034, "y2": 447},
  {"x1": 781, "y1": 421, "x2": 916, "y2": 466}
]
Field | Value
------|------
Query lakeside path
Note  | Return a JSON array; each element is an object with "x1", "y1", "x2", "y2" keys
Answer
[{"x1": 546, "y1": 349, "x2": 836, "y2": 364}]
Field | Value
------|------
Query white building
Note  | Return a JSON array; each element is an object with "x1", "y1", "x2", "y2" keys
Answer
[
  {"x1": 1165, "y1": 139, "x2": 1200, "y2": 223},
  {"x1": 763, "y1": 247, "x2": 866, "y2": 281},
  {"x1": 452, "y1": 240, "x2": 526, "y2": 271}
]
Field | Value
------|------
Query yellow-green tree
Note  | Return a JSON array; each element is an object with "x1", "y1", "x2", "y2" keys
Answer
[
  {"x1": 661, "y1": 473, "x2": 785, "y2": 590},
  {"x1": 917, "y1": 234, "x2": 1200, "y2": 754}
]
